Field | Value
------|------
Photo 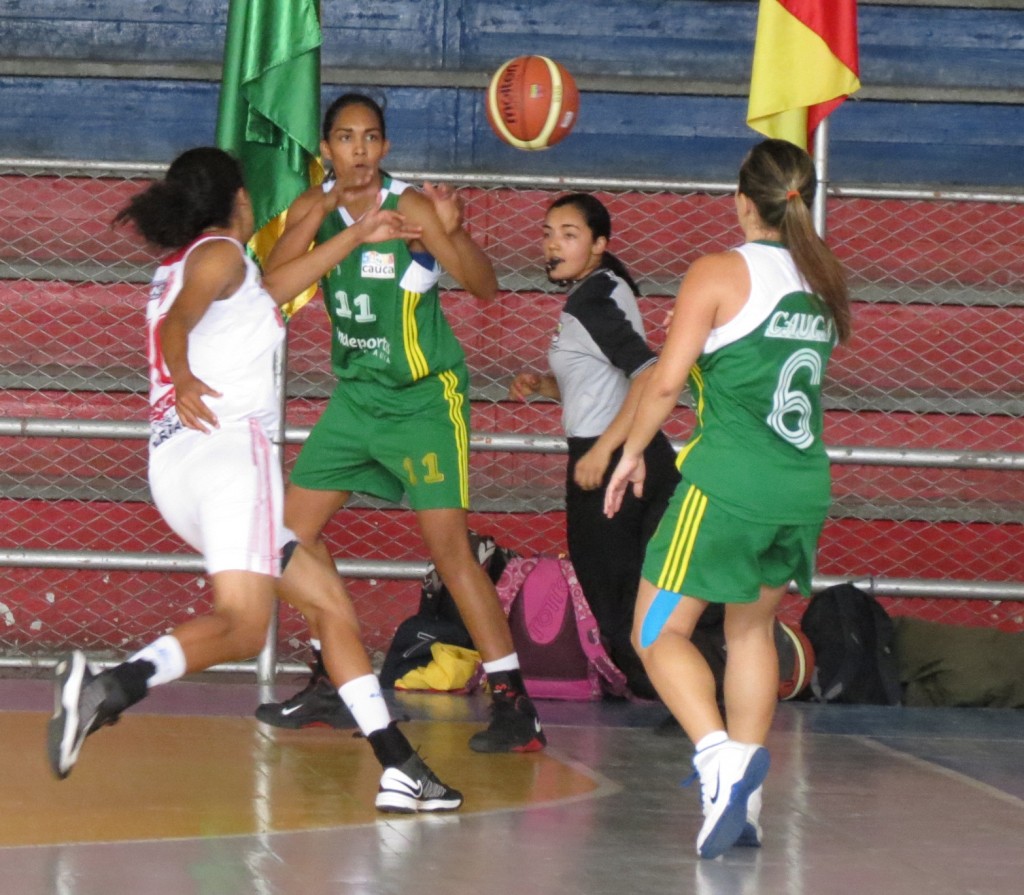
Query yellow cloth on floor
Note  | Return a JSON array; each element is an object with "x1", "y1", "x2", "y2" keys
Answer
[{"x1": 394, "y1": 643, "x2": 482, "y2": 692}]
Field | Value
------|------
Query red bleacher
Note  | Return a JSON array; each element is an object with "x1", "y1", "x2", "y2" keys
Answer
[{"x1": 3, "y1": 176, "x2": 1023, "y2": 655}]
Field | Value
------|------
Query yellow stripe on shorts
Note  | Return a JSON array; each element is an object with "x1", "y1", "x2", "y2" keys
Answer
[
  {"x1": 675, "y1": 364, "x2": 706, "y2": 471},
  {"x1": 690, "y1": 363, "x2": 706, "y2": 420},
  {"x1": 675, "y1": 433, "x2": 701, "y2": 470},
  {"x1": 403, "y1": 290, "x2": 429, "y2": 380},
  {"x1": 656, "y1": 483, "x2": 708, "y2": 593},
  {"x1": 439, "y1": 369, "x2": 470, "y2": 508}
]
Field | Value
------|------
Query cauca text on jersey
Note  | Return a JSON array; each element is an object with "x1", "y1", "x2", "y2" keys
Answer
[{"x1": 765, "y1": 310, "x2": 833, "y2": 343}]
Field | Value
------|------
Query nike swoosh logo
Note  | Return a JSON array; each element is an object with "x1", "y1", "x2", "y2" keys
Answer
[
  {"x1": 280, "y1": 705, "x2": 303, "y2": 716},
  {"x1": 709, "y1": 770, "x2": 720, "y2": 804},
  {"x1": 533, "y1": 717, "x2": 542, "y2": 734},
  {"x1": 391, "y1": 780, "x2": 424, "y2": 798}
]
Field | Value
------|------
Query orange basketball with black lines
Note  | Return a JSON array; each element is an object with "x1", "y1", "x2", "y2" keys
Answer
[
  {"x1": 777, "y1": 620, "x2": 816, "y2": 701},
  {"x1": 486, "y1": 55, "x2": 580, "y2": 150}
]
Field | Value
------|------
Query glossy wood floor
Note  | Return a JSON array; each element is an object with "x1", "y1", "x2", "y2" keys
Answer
[{"x1": 2, "y1": 675, "x2": 1022, "y2": 895}]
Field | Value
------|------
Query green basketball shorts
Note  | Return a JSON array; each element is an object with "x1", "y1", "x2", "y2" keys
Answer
[
  {"x1": 291, "y1": 367, "x2": 470, "y2": 510},
  {"x1": 642, "y1": 479, "x2": 824, "y2": 604}
]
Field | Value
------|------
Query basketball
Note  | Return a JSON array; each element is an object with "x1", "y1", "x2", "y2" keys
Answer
[
  {"x1": 776, "y1": 620, "x2": 816, "y2": 701},
  {"x1": 485, "y1": 55, "x2": 580, "y2": 150}
]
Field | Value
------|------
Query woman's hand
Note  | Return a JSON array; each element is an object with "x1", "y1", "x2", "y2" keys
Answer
[
  {"x1": 332, "y1": 165, "x2": 377, "y2": 195},
  {"x1": 353, "y1": 205, "x2": 423, "y2": 244},
  {"x1": 604, "y1": 453, "x2": 646, "y2": 518},
  {"x1": 320, "y1": 179, "x2": 344, "y2": 214},
  {"x1": 508, "y1": 372, "x2": 542, "y2": 401},
  {"x1": 508, "y1": 372, "x2": 560, "y2": 402},
  {"x1": 574, "y1": 443, "x2": 613, "y2": 491},
  {"x1": 422, "y1": 181, "x2": 464, "y2": 235},
  {"x1": 174, "y1": 373, "x2": 222, "y2": 433}
]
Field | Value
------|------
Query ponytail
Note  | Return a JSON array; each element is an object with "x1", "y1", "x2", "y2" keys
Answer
[
  {"x1": 780, "y1": 197, "x2": 851, "y2": 343},
  {"x1": 600, "y1": 251, "x2": 641, "y2": 297},
  {"x1": 738, "y1": 139, "x2": 851, "y2": 343}
]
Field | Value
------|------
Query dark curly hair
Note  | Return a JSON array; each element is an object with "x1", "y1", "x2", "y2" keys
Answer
[{"x1": 114, "y1": 147, "x2": 244, "y2": 249}]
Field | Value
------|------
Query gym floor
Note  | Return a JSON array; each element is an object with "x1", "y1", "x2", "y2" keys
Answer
[{"x1": 2, "y1": 674, "x2": 1021, "y2": 895}]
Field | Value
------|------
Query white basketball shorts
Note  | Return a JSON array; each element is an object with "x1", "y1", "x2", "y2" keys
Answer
[{"x1": 148, "y1": 418, "x2": 285, "y2": 576}]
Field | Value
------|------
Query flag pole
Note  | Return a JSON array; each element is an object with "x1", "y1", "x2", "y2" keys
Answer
[
  {"x1": 216, "y1": 0, "x2": 324, "y2": 696},
  {"x1": 812, "y1": 117, "x2": 830, "y2": 240},
  {"x1": 256, "y1": 328, "x2": 288, "y2": 700}
]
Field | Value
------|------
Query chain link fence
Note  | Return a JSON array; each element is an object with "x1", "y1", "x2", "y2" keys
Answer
[{"x1": 2, "y1": 160, "x2": 1022, "y2": 672}]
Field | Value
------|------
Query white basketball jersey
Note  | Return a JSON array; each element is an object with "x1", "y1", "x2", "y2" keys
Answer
[{"x1": 146, "y1": 235, "x2": 285, "y2": 450}]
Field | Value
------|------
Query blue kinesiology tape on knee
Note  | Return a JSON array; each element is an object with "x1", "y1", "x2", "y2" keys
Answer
[{"x1": 640, "y1": 588, "x2": 683, "y2": 648}]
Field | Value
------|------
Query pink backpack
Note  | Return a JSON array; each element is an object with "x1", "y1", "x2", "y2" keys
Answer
[{"x1": 495, "y1": 555, "x2": 628, "y2": 700}]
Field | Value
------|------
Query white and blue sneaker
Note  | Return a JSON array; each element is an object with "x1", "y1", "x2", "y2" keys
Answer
[
  {"x1": 693, "y1": 740, "x2": 770, "y2": 859},
  {"x1": 375, "y1": 753, "x2": 463, "y2": 814},
  {"x1": 735, "y1": 785, "x2": 763, "y2": 848}
]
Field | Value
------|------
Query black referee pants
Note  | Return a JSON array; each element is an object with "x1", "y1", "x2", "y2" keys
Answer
[{"x1": 565, "y1": 430, "x2": 680, "y2": 697}]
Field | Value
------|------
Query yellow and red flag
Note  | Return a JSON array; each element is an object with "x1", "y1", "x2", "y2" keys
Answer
[{"x1": 747, "y1": 0, "x2": 861, "y2": 151}]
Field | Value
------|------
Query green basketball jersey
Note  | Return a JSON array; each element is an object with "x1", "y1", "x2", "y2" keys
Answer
[
  {"x1": 677, "y1": 241, "x2": 836, "y2": 524},
  {"x1": 315, "y1": 176, "x2": 466, "y2": 388}
]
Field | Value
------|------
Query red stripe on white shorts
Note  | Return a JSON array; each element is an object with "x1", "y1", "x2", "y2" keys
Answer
[{"x1": 248, "y1": 419, "x2": 277, "y2": 576}]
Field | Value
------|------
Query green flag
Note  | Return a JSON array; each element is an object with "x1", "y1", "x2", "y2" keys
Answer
[{"x1": 216, "y1": 0, "x2": 322, "y2": 299}]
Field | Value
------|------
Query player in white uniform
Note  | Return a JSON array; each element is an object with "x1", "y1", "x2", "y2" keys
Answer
[
  {"x1": 146, "y1": 232, "x2": 286, "y2": 576},
  {"x1": 47, "y1": 147, "x2": 462, "y2": 813}
]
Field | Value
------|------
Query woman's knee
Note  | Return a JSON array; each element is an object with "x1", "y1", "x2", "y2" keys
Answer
[
  {"x1": 216, "y1": 607, "x2": 271, "y2": 658},
  {"x1": 418, "y1": 509, "x2": 472, "y2": 559},
  {"x1": 281, "y1": 545, "x2": 349, "y2": 607},
  {"x1": 283, "y1": 486, "x2": 347, "y2": 543},
  {"x1": 209, "y1": 572, "x2": 274, "y2": 655},
  {"x1": 723, "y1": 587, "x2": 786, "y2": 642},
  {"x1": 283, "y1": 581, "x2": 360, "y2": 640},
  {"x1": 426, "y1": 545, "x2": 481, "y2": 599}
]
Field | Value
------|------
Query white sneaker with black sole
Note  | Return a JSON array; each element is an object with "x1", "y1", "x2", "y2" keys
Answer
[{"x1": 375, "y1": 753, "x2": 463, "y2": 813}]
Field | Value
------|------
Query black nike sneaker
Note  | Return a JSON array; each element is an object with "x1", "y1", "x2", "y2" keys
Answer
[{"x1": 255, "y1": 675, "x2": 357, "y2": 730}]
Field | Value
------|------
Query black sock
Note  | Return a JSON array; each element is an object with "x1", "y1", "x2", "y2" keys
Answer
[
  {"x1": 310, "y1": 648, "x2": 327, "y2": 680},
  {"x1": 367, "y1": 721, "x2": 415, "y2": 768},
  {"x1": 106, "y1": 659, "x2": 155, "y2": 711}
]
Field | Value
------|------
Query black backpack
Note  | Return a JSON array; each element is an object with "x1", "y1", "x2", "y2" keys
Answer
[
  {"x1": 417, "y1": 531, "x2": 516, "y2": 628},
  {"x1": 379, "y1": 532, "x2": 516, "y2": 687},
  {"x1": 801, "y1": 583, "x2": 902, "y2": 705}
]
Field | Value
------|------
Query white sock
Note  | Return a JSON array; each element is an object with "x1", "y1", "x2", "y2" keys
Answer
[
  {"x1": 129, "y1": 634, "x2": 187, "y2": 688},
  {"x1": 482, "y1": 653, "x2": 520, "y2": 674},
  {"x1": 310, "y1": 638, "x2": 322, "y2": 653},
  {"x1": 694, "y1": 730, "x2": 729, "y2": 753},
  {"x1": 339, "y1": 673, "x2": 392, "y2": 737}
]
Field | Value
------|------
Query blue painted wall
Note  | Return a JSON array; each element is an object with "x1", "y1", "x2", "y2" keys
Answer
[{"x1": 1, "y1": 1, "x2": 1021, "y2": 186}]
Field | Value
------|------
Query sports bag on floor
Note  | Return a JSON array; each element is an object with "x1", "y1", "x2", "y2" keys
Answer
[
  {"x1": 380, "y1": 532, "x2": 515, "y2": 689},
  {"x1": 495, "y1": 555, "x2": 628, "y2": 701},
  {"x1": 800, "y1": 583, "x2": 902, "y2": 705},
  {"x1": 418, "y1": 531, "x2": 517, "y2": 626},
  {"x1": 893, "y1": 616, "x2": 1024, "y2": 708}
]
